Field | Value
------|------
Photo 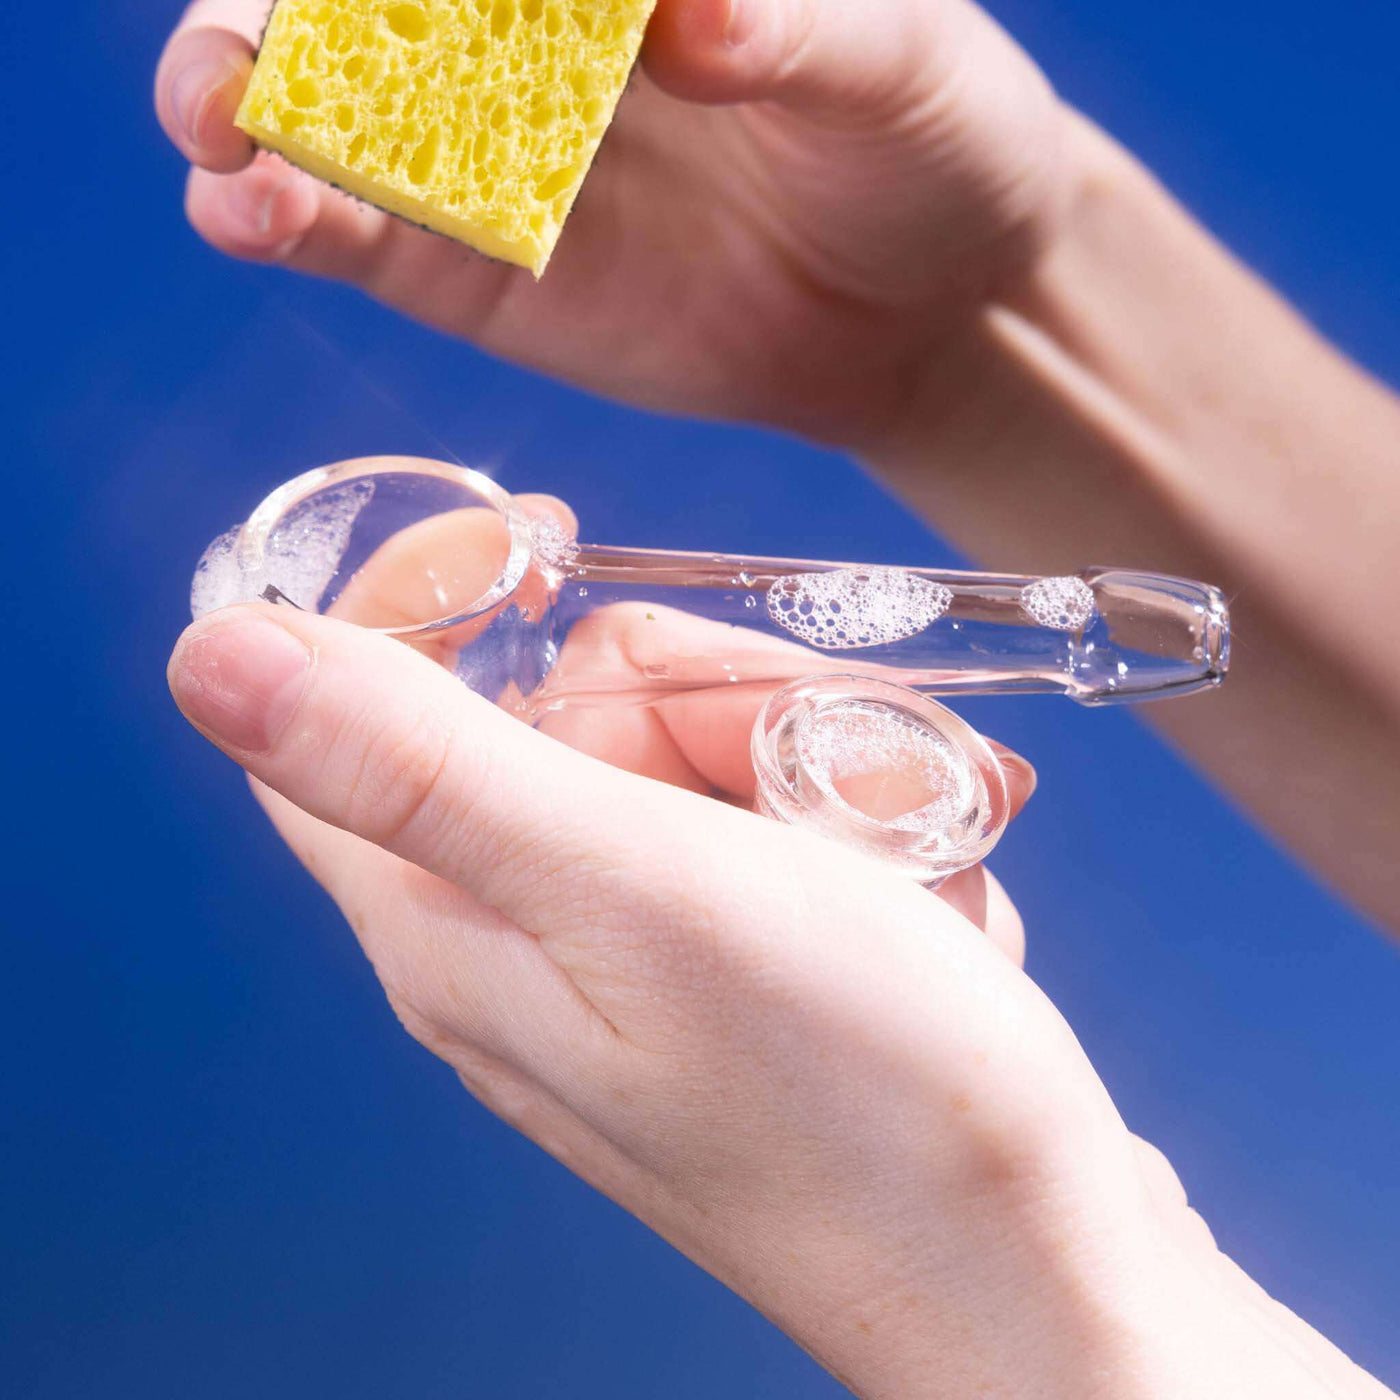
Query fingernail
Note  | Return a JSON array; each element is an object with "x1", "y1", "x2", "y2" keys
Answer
[
  {"x1": 724, "y1": 0, "x2": 756, "y2": 45},
  {"x1": 224, "y1": 176, "x2": 280, "y2": 239},
  {"x1": 171, "y1": 57, "x2": 236, "y2": 149},
  {"x1": 171, "y1": 614, "x2": 312, "y2": 753},
  {"x1": 999, "y1": 753, "x2": 1038, "y2": 802}
]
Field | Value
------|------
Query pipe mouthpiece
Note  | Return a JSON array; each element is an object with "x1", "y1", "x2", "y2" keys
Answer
[{"x1": 1075, "y1": 569, "x2": 1230, "y2": 704}]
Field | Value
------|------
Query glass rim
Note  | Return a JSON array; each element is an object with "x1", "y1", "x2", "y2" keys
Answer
[
  {"x1": 751, "y1": 674, "x2": 1011, "y2": 881},
  {"x1": 238, "y1": 455, "x2": 535, "y2": 637}
]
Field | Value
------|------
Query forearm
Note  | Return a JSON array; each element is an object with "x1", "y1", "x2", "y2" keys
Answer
[{"x1": 866, "y1": 111, "x2": 1400, "y2": 931}]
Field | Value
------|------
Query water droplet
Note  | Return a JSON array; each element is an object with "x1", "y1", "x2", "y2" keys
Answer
[
  {"x1": 738, "y1": 571, "x2": 756, "y2": 588},
  {"x1": 577, "y1": 585, "x2": 589, "y2": 597},
  {"x1": 744, "y1": 595, "x2": 757, "y2": 609}
]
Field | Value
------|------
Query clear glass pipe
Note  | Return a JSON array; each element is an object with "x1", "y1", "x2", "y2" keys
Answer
[{"x1": 192, "y1": 457, "x2": 1230, "y2": 884}]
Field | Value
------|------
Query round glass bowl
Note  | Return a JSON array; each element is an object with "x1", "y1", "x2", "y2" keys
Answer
[
  {"x1": 751, "y1": 675, "x2": 1010, "y2": 885},
  {"x1": 193, "y1": 457, "x2": 534, "y2": 636}
]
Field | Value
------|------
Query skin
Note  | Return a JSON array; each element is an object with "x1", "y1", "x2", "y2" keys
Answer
[
  {"x1": 155, "y1": 0, "x2": 1400, "y2": 931},
  {"x1": 158, "y1": 0, "x2": 1400, "y2": 1393},
  {"x1": 168, "y1": 603, "x2": 1389, "y2": 1398}
]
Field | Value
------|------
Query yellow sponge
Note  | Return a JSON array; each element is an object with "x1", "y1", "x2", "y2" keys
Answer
[{"x1": 236, "y1": 0, "x2": 657, "y2": 276}]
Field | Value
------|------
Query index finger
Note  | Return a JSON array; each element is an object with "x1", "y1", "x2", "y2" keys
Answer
[{"x1": 155, "y1": 1, "x2": 272, "y2": 172}]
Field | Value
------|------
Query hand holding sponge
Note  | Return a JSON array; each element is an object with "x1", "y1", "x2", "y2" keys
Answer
[{"x1": 236, "y1": 0, "x2": 658, "y2": 277}]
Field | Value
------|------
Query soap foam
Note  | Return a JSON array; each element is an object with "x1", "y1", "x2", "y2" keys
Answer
[
  {"x1": 527, "y1": 513, "x2": 580, "y2": 580},
  {"x1": 767, "y1": 567, "x2": 953, "y2": 651},
  {"x1": 189, "y1": 528, "x2": 244, "y2": 621},
  {"x1": 190, "y1": 479, "x2": 374, "y2": 619},
  {"x1": 796, "y1": 701, "x2": 973, "y2": 832},
  {"x1": 1020, "y1": 575, "x2": 1096, "y2": 632}
]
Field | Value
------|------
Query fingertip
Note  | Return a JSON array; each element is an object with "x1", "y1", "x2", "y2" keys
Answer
[
  {"x1": 514, "y1": 493, "x2": 579, "y2": 539},
  {"x1": 156, "y1": 28, "x2": 257, "y2": 174},
  {"x1": 168, "y1": 607, "x2": 237, "y2": 698},
  {"x1": 941, "y1": 867, "x2": 1025, "y2": 965},
  {"x1": 186, "y1": 155, "x2": 322, "y2": 262},
  {"x1": 938, "y1": 864, "x2": 989, "y2": 931},
  {"x1": 990, "y1": 743, "x2": 1037, "y2": 820},
  {"x1": 642, "y1": 0, "x2": 766, "y2": 104},
  {"x1": 168, "y1": 604, "x2": 314, "y2": 757},
  {"x1": 982, "y1": 870, "x2": 1026, "y2": 966}
]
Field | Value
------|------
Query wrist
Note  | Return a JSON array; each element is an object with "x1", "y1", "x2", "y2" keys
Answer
[
  {"x1": 692, "y1": 1033, "x2": 1393, "y2": 1400},
  {"x1": 855, "y1": 106, "x2": 1400, "y2": 931},
  {"x1": 781, "y1": 1169, "x2": 1200, "y2": 1399},
  {"x1": 689, "y1": 1094, "x2": 1229, "y2": 1399},
  {"x1": 854, "y1": 112, "x2": 1193, "y2": 565},
  {"x1": 813, "y1": 91, "x2": 1092, "y2": 463},
  {"x1": 807, "y1": 1182, "x2": 1393, "y2": 1400}
]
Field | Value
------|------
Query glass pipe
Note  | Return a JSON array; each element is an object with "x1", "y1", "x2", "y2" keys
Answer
[{"x1": 193, "y1": 457, "x2": 1230, "y2": 885}]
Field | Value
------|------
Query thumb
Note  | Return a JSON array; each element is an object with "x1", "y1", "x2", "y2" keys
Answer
[
  {"x1": 166, "y1": 603, "x2": 789, "y2": 943},
  {"x1": 644, "y1": 0, "x2": 988, "y2": 120},
  {"x1": 641, "y1": 0, "x2": 1064, "y2": 294}
]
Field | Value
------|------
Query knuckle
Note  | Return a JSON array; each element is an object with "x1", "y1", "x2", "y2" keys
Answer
[{"x1": 339, "y1": 703, "x2": 459, "y2": 855}]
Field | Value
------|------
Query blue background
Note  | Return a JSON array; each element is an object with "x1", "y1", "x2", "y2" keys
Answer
[{"x1": 5, "y1": 1, "x2": 1398, "y2": 1394}]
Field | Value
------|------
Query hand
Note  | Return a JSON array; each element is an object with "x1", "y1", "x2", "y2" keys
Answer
[
  {"x1": 155, "y1": 0, "x2": 1066, "y2": 446},
  {"x1": 165, "y1": 604, "x2": 1383, "y2": 1398}
]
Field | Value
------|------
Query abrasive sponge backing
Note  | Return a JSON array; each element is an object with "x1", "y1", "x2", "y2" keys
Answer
[{"x1": 236, "y1": 0, "x2": 658, "y2": 276}]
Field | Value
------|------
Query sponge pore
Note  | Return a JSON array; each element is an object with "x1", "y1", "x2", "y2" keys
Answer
[{"x1": 236, "y1": 0, "x2": 658, "y2": 276}]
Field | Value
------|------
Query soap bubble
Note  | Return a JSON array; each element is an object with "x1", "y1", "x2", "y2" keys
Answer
[
  {"x1": 766, "y1": 567, "x2": 953, "y2": 650},
  {"x1": 527, "y1": 513, "x2": 580, "y2": 578},
  {"x1": 1020, "y1": 576, "x2": 1096, "y2": 632},
  {"x1": 191, "y1": 479, "x2": 375, "y2": 619},
  {"x1": 796, "y1": 700, "x2": 972, "y2": 832}
]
